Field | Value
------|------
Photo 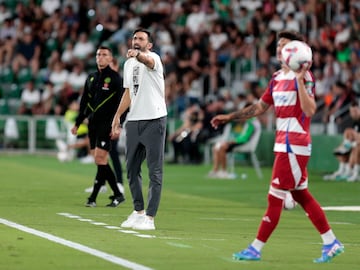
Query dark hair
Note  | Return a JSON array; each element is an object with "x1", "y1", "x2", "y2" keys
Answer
[
  {"x1": 133, "y1": 28, "x2": 153, "y2": 43},
  {"x1": 278, "y1": 30, "x2": 304, "y2": 42},
  {"x1": 97, "y1": 45, "x2": 113, "y2": 55}
]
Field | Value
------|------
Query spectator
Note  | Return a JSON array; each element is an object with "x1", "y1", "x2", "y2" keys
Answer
[
  {"x1": 18, "y1": 80, "x2": 42, "y2": 115},
  {"x1": 97, "y1": 4, "x2": 120, "y2": 45},
  {"x1": 0, "y1": 3, "x2": 11, "y2": 24},
  {"x1": 61, "y1": 41, "x2": 75, "y2": 67},
  {"x1": 0, "y1": 18, "x2": 17, "y2": 68},
  {"x1": 41, "y1": 0, "x2": 61, "y2": 16},
  {"x1": 72, "y1": 32, "x2": 95, "y2": 62},
  {"x1": 168, "y1": 104, "x2": 204, "y2": 164},
  {"x1": 11, "y1": 26, "x2": 41, "y2": 77},
  {"x1": 48, "y1": 60, "x2": 69, "y2": 94},
  {"x1": 323, "y1": 100, "x2": 360, "y2": 182},
  {"x1": 208, "y1": 104, "x2": 259, "y2": 179},
  {"x1": 185, "y1": 3, "x2": 206, "y2": 35},
  {"x1": 67, "y1": 62, "x2": 87, "y2": 92},
  {"x1": 56, "y1": 99, "x2": 93, "y2": 164},
  {"x1": 110, "y1": 9, "x2": 140, "y2": 45},
  {"x1": 322, "y1": 81, "x2": 355, "y2": 128},
  {"x1": 39, "y1": 80, "x2": 56, "y2": 115}
]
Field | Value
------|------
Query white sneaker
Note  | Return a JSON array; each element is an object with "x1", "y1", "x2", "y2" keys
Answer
[
  {"x1": 84, "y1": 185, "x2": 107, "y2": 193},
  {"x1": 347, "y1": 173, "x2": 358, "y2": 182},
  {"x1": 217, "y1": 170, "x2": 232, "y2": 179},
  {"x1": 323, "y1": 170, "x2": 342, "y2": 181},
  {"x1": 120, "y1": 211, "x2": 145, "y2": 228},
  {"x1": 207, "y1": 170, "x2": 218, "y2": 178},
  {"x1": 117, "y1": 183, "x2": 125, "y2": 194},
  {"x1": 132, "y1": 215, "x2": 155, "y2": 230},
  {"x1": 79, "y1": 155, "x2": 94, "y2": 164}
]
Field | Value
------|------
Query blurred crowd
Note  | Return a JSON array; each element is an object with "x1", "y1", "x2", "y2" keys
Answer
[{"x1": 0, "y1": 0, "x2": 360, "y2": 134}]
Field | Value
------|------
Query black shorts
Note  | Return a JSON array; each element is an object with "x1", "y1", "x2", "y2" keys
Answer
[
  {"x1": 88, "y1": 120, "x2": 111, "y2": 151},
  {"x1": 227, "y1": 142, "x2": 242, "y2": 152}
]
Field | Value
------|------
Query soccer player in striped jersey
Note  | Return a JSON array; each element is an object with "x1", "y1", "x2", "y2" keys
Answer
[{"x1": 211, "y1": 30, "x2": 344, "y2": 263}]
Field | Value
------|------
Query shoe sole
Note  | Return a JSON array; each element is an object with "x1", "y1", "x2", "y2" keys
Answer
[{"x1": 233, "y1": 254, "x2": 260, "y2": 261}]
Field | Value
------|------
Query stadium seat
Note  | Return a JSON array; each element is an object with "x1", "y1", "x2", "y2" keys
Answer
[
  {"x1": 227, "y1": 119, "x2": 263, "y2": 179},
  {"x1": 0, "y1": 66, "x2": 14, "y2": 83},
  {"x1": 0, "y1": 99, "x2": 9, "y2": 114},
  {"x1": 17, "y1": 67, "x2": 33, "y2": 85}
]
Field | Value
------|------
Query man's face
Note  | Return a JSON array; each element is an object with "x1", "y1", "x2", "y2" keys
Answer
[
  {"x1": 96, "y1": 49, "x2": 112, "y2": 69},
  {"x1": 132, "y1": 31, "x2": 150, "y2": 51}
]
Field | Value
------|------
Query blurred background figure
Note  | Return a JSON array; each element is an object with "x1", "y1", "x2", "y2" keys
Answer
[{"x1": 168, "y1": 103, "x2": 204, "y2": 164}]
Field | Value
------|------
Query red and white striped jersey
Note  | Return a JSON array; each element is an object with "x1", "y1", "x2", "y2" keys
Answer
[{"x1": 261, "y1": 69, "x2": 315, "y2": 156}]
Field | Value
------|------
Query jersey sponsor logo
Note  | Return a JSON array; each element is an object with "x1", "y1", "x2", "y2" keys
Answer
[{"x1": 272, "y1": 91, "x2": 296, "y2": 106}]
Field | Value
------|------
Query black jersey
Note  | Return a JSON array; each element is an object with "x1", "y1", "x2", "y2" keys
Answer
[{"x1": 75, "y1": 65, "x2": 124, "y2": 127}]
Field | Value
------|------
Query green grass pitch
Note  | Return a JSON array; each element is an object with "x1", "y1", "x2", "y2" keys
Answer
[{"x1": 0, "y1": 154, "x2": 359, "y2": 269}]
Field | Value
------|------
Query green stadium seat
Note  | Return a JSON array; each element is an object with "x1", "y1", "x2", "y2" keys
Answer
[
  {"x1": 17, "y1": 67, "x2": 33, "y2": 84},
  {"x1": 0, "y1": 66, "x2": 15, "y2": 83},
  {"x1": 0, "y1": 99, "x2": 9, "y2": 114}
]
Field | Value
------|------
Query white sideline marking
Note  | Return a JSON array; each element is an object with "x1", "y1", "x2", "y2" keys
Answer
[
  {"x1": 0, "y1": 218, "x2": 153, "y2": 270},
  {"x1": 322, "y1": 206, "x2": 360, "y2": 211}
]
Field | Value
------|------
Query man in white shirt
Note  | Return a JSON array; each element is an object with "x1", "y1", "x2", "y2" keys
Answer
[{"x1": 111, "y1": 29, "x2": 167, "y2": 230}]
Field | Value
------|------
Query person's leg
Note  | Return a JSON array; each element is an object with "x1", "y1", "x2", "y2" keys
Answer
[
  {"x1": 292, "y1": 189, "x2": 331, "y2": 235},
  {"x1": 86, "y1": 163, "x2": 106, "y2": 206},
  {"x1": 234, "y1": 152, "x2": 301, "y2": 260},
  {"x1": 126, "y1": 121, "x2": 146, "y2": 212},
  {"x1": 292, "y1": 188, "x2": 344, "y2": 263},
  {"x1": 211, "y1": 143, "x2": 220, "y2": 172},
  {"x1": 141, "y1": 117, "x2": 166, "y2": 218},
  {"x1": 94, "y1": 144, "x2": 124, "y2": 205},
  {"x1": 233, "y1": 187, "x2": 284, "y2": 261},
  {"x1": 109, "y1": 139, "x2": 123, "y2": 184}
]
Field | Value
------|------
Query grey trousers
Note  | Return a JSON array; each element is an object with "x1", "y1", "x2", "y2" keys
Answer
[{"x1": 125, "y1": 116, "x2": 167, "y2": 217}]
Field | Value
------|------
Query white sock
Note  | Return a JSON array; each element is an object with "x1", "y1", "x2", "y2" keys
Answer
[
  {"x1": 251, "y1": 239, "x2": 265, "y2": 252},
  {"x1": 321, "y1": 229, "x2": 336, "y2": 245},
  {"x1": 344, "y1": 163, "x2": 352, "y2": 175},
  {"x1": 337, "y1": 162, "x2": 346, "y2": 174},
  {"x1": 353, "y1": 164, "x2": 359, "y2": 174}
]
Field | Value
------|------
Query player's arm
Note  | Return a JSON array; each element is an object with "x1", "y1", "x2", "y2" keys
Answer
[
  {"x1": 296, "y1": 66, "x2": 316, "y2": 117},
  {"x1": 211, "y1": 101, "x2": 269, "y2": 129},
  {"x1": 111, "y1": 88, "x2": 131, "y2": 138},
  {"x1": 127, "y1": 49, "x2": 155, "y2": 69}
]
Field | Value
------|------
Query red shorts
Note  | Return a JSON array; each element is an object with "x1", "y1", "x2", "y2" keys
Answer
[{"x1": 271, "y1": 152, "x2": 309, "y2": 190}]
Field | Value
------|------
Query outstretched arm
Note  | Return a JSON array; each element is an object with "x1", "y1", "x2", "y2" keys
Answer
[{"x1": 211, "y1": 101, "x2": 269, "y2": 129}]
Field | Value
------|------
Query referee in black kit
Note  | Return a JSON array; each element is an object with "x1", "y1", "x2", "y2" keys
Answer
[{"x1": 71, "y1": 45, "x2": 126, "y2": 207}]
